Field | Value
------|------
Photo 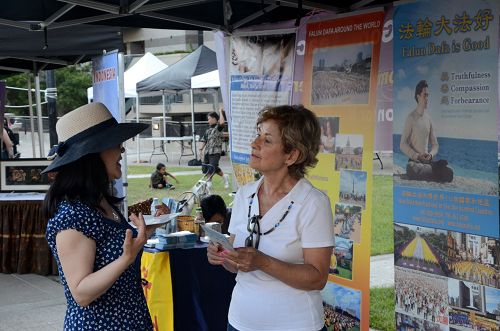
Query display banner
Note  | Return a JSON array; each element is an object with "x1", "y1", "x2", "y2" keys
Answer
[
  {"x1": 393, "y1": 1, "x2": 500, "y2": 330},
  {"x1": 302, "y1": 11, "x2": 384, "y2": 331},
  {"x1": 229, "y1": 33, "x2": 295, "y2": 186},
  {"x1": 92, "y1": 51, "x2": 124, "y2": 197},
  {"x1": 0, "y1": 81, "x2": 5, "y2": 132},
  {"x1": 375, "y1": 6, "x2": 394, "y2": 153},
  {"x1": 141, "y1": 251, "x2": 174, "y2": 331}
]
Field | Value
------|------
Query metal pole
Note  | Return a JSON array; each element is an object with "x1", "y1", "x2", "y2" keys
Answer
[
  {"x1": 34, "y1": 73, "x2": 45, "y2": 157},
  {"x1": 27, "y1": 74, "x2": 36, "y2": 157},
  {"x1": 135, "y1": 96, "x2": 140, "y2": 163},
  {"x1": 191, "y1": 89, "x2": 197, "y2": 159},
  {"x1": 46, "y1": 70, "x2": 58, "y2": 146},
  {"x1": 118, "y1": 52, "x2": 128, "y2": 215},
  {"x1": 162, "y1": 90, "x2": 166, "y2": 138}
]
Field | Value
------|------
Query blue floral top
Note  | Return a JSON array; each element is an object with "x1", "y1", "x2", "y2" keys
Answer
[{"x1": 46, "y1": 200, "x2": 153, "y2": 330}]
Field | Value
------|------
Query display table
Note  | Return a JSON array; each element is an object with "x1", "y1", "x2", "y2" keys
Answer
[
  {"x1": 0, "y1": 193, "x2": 57, "y2": 275},
  {"x1": 141, "y1": 244, "x2": 236, "y2": 331},
  {"x1": 145, "y1": 136, "x2": 195, "y2": 164}
]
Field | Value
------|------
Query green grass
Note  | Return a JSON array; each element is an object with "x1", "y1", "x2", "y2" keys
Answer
[
  {"x1": 337, "y1": 267, "x2": 352, "y2": 280},
  {"x1": 371, "y1": 175, "x2": 394, "y2": 255},
  {"x1": 127, "y1": 165, "x2": 194, "y2": 175},
  {"x1": 127, "y1": 171, "x2": 233, "y2": 209},
  {"x1": 370, "y1": 286, "x2": 395, "y2": 331}
]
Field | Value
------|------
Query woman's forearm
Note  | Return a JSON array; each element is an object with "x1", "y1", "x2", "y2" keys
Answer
[{"x1": 70, "y1": 256, "x2": 132, "y2": 307}]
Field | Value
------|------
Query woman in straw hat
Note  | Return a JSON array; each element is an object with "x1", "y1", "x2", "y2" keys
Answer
[{"x1": 44, "y1": 103, "x2": 164, "y2": 330}]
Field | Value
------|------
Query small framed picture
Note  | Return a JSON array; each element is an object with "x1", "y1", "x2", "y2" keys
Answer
[{"x1": 0, "y1": 159, "x2": 53, "y2": 192}]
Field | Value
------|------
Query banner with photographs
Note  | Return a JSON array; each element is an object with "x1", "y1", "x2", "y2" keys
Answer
[
  {"x1": 393, "y1": 1, "x2": 500, "y2": 330},
  {"x1": 229, "y1": 33, "x2": 295, "y2": 186},
  {"x1": 302, "y1": 11, "x2": 384, "y2": 330}
]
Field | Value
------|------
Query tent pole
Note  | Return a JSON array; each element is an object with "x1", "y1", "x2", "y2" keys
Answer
[
  {"x1": 162, "y1": 90, "x2": 166, "y2": 138},
  {"x1": 136, "y1": 96, "x2": 140, "y2": 163},
  {"x1": 191, "y1": 89, "x2": 197, "y2": 159},
  {"x1": 34, "y1": 72, "x2": 45, "y2": 157},
  {"x1": 27, "y1": 74, "x2": 36, "y2": 157}
]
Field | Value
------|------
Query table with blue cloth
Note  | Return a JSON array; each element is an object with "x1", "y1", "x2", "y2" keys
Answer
[{"x1": 141, "y1": 243, "x2": 236, "y2": 331}]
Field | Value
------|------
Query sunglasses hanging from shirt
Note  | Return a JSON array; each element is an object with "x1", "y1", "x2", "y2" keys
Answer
[{"x1": 245, "y1": 192, "x2": 294, "y2": 249}]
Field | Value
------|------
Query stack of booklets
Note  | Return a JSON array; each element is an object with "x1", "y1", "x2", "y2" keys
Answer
[{"x1": 153, "y1": 231, "x2": 197, "y2": 250}]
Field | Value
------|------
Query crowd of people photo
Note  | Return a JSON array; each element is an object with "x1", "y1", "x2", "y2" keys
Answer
[
  {"x1": 323, "y1": 302, "x2": 360, "y2": 331},
  {"x1": 395, "y1": 268, "x2": 449, "y2": 325},
  {"x1": 312, "y1": 71, "x2": 370, "y2": 105}
]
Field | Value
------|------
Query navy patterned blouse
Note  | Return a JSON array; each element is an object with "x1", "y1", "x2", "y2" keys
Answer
[{"x1": 46, "y1": 200, "x2": 153, "y2": 330}]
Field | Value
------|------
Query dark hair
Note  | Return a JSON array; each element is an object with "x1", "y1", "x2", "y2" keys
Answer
[
  {"x1": 43, "y1": 153, "x2": 122, "y2": 218},
  {"x1": 208, "y1": 111, "x2": 219, "y2": 121},
  {"x1": 414, "y1": 80, "x2": 428, "y2": 103},
  {"x1": 200, "y1": 195, "x2": 230, "y2": 234},
  {"x1": 156, "y1": 163, "x2": 166, "y2": 171},
  {"x1": 200, "y1": 194, "x2": 227, "y2": 221},
  {"x1": 257, "y1": 104, "x2": 321, "y2": 179}
]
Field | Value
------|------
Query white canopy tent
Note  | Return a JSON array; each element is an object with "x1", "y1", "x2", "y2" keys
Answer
[
  {"x1": 87, "y1": 52, "x2": 167, "y2": 101},
  {"x1": 190, "y1": 70, "x2": 220, "y2": 89},
  {"x1": 87, "y1": 52, "x2": 167, "y2": 161}
]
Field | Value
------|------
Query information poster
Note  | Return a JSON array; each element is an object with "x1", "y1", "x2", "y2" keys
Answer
[
  {"x1": 302, "y1": 11, "x2": 384, "y2": 331},
  {"x1": 229, "y1": 33, "x2": 295, "y2": 186},
  {"x1": 393, "y1": 1, "x2": 500, "y2": 330}
]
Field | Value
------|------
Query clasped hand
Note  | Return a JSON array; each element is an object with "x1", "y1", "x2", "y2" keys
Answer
[{"x1": 207, "y1": 243, "x2": 264, "y2": 272}]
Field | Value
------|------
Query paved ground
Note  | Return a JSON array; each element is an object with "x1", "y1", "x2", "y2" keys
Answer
[{"x1": 7, "y1": 133, "x2": 394, "y2": 330}]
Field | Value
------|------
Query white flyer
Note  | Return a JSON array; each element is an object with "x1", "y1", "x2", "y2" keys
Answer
[{"x1": 200, "y1": 224, "x2": 235, "y2": 251}]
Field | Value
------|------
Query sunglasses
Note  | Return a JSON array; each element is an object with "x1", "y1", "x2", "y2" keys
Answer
[{"x1": 245, "y1": 215, "x2": 261, "y2": 249}]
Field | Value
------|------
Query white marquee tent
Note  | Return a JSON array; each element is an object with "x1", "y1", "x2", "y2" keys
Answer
[{"x1": 87, "y1": 52, "x2": 167, "y2": 101}]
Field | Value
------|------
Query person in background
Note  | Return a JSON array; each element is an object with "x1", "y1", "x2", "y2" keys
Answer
[
  {"x1": 1, "y1": 127, "x2": 14, "y2": 159},
  {"x1": 199, "y1": 107, "x2": 230, "y2": 189},
  {"x1": 200, "y1": 194, "x2": 231, "y2": 234},
  {"x1": 207, "y1": 105, "x2": 334, "y2": 331},
  {"x1": 151, "y1": 162, "x2": 179, "y2": 189},
  {"x1": 43, "y1": 103, "x2": 169, "y2": 330}
]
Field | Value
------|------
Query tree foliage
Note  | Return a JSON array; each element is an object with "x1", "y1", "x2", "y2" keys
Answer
[{"x1": 3, "y1": 63, "x2": 92, "y2": 116}]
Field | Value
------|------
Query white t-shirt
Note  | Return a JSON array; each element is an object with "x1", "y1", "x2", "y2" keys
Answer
[{"x1": 228, "y1": 177, "x2": 335, "y2": 331}]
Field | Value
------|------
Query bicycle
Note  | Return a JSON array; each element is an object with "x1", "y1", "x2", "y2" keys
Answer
[{"x1": 177, "y1": 163, "x2": 215, "y2": 215}]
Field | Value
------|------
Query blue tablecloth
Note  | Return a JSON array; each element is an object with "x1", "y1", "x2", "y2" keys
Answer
[{"x1": 145, "y1": 244, "x2": 236, "y2": 331}]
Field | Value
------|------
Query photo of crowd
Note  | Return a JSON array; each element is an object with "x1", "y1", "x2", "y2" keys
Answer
[
  {"x1": 311, "y1": 43, "x2": 373, "y2": 105},
  {"x1": 396, "y1": 312, "x2": 447, "y2": 331},
  {"x1": 394, "y1": 223, "x2": 448, "y2": 275},
  {"x1": 339, "y1": 170, "x2": 366, "y2": 209},
  {"x1": 6, "y1": 165, "x2": 50, "y2": 186},
  {"x1": 395, "y1": 267, "x2": 449, "y2": 325},
  {"x1": 334, "y1": 203, "x2": 362, "y2": 243},
  {"x1": 330, "y1": 236, "x2": 354, "y2": 280},
  {"x1": 446, "y1": 232, "x2": 499, "y2": 288},
  {"x1": 318, "y1": 117, "x2": 339, "y2": 154},
  {"x1": 449, "y1": 307, "x2": 500, "y2": 331},
  {"x1": 321, "y1": 282, "x2": 361, "y2": 331},
  {"x1": 334, "y1": 134, "x2": 363, "y2": 171}
]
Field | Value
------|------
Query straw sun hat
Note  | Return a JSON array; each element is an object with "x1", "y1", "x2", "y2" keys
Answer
[{"x1": 42, "y1": 102, "x2": 148, "y2": 173}]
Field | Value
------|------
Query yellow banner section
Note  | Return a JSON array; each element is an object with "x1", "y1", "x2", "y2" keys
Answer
[{"x1": 141, "y1": 251, "x2": 174, "y2": 331}]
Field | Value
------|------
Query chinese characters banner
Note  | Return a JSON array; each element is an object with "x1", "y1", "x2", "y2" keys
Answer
[
  {"x1": 393, "y1": 1, "x2": 500, "y2": 330},
  {"x1": 302, "y1": 11, "x2": 384, "y2": 331}
]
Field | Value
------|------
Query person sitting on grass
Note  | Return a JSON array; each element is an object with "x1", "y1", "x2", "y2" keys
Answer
[{"x1": 150, "y1": 163, "x2": 179, "y2": 189}]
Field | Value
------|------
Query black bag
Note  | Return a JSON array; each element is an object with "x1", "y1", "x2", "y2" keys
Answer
[{"x1": 188, "y1": 158, "x2": 202, "y2": 166}]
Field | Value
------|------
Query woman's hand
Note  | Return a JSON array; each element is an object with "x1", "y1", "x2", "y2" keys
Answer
[
  {"x1": 222, "y1": 247, "x2": 267, "y2": 272},
  {"x1": 207, "y1": 242, "x2": 225, "y2": 265},
  {"x1": 123, "y1": 213, "x2": 154, "y2": 264}
]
